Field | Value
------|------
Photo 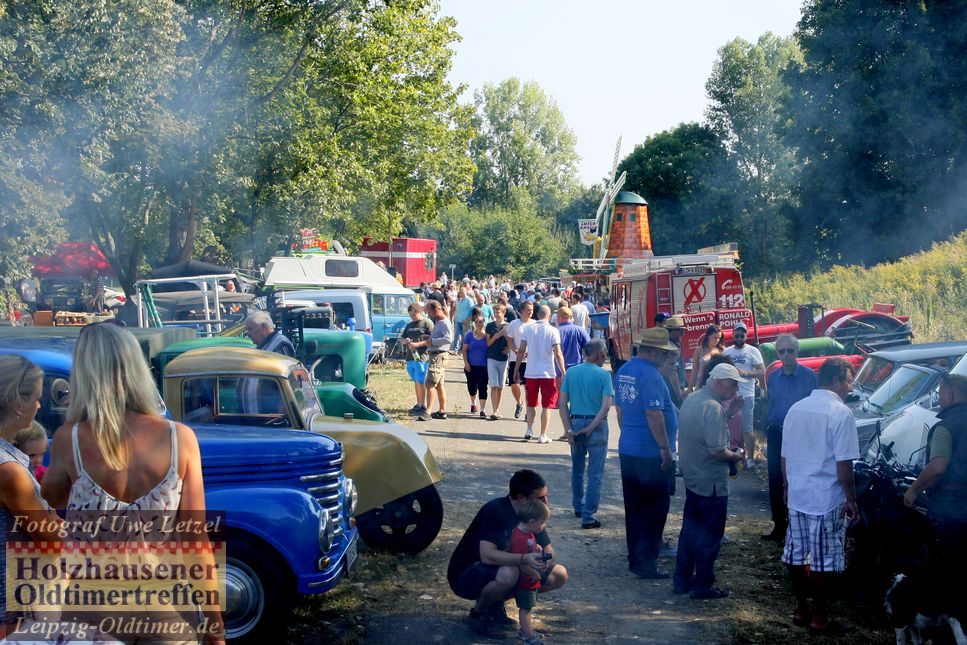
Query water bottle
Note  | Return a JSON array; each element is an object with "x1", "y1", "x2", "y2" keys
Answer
[{"x1": 730, "y1": 448, "x2": 744, "y2": 479}]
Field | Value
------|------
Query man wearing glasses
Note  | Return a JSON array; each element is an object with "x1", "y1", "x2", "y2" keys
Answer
[{"x1": 762, "y1": 334, "x2": 817, "y2": 541}]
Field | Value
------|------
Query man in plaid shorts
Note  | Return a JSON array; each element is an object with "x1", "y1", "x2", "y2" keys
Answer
[{"x1": 780, "y1": 358, "x2": 859, "y2": 635}]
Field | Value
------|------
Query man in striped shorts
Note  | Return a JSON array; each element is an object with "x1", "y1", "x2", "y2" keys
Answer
[{"x1": 780, "y1": 358, "x2": 859, "y2": 635}]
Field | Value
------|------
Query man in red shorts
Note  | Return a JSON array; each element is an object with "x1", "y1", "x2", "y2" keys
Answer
[{"x1": 515, "y1": 304, "x2": 566, "y2": 443}]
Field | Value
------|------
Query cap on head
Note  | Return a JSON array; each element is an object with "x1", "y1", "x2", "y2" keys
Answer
[
  {"x1": 664, "y1": 316, "x2": 685, "y2": 330},
  {"x1": 708, "y1": 363, "x2": 749, "y2": 383},
  {"x1": 636, "y1": 327, "x2": 677, "y2": 352},
  {"x1": 733, "y1": 322, "x2": 748, "y2": 333}
]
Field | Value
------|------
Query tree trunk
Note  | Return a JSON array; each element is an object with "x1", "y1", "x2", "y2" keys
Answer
[{"x1": 166, "y1": 183, "x2": 197, "y2": 265}]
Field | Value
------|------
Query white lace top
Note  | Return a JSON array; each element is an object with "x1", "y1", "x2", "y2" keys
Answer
[{"x1": 67, "y1": 421, "x2": 183, "y2": 512}]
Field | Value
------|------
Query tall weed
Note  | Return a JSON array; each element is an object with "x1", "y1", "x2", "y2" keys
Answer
[{"x1": 750, "y1": 232, "x2": 967, "y2": 342}]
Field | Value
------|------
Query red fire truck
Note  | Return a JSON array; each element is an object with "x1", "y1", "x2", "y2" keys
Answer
[
  {"x1": 604, "y1": 244, "x2": 911, "y2": 373},
  {"x1": 607, "y1": 244, "x2": 753, "y2": 369},
  {"x1": 360, "y1": 237, "x2": 437, "y2": 288}
]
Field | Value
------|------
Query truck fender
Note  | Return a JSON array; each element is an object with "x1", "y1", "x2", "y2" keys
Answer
[
  {"x1": 311, "y1": 419, "x2": 442, "y2": 514},
  {"x1": 205, "y1": 486, "x2": 324, "y2": 576}
]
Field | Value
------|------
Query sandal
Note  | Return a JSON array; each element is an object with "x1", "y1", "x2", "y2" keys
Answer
[
  {"x1": 489, "y1": 414, "x2": 500, "y2": 421},
  {"x1": 431, "y1": 411, "x2": 448, "y2": 419}
]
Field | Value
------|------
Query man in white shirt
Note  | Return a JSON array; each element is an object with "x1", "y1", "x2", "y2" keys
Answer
[
  {"x1": 505, "y1": 301, "x2": 535, "y2": 419},
  {"x1": 570, "y1": 292, "x2": 590, "y2": 330},
  {"x1": 780, "y1": 358, "x2": 858, "y2": 634},
  {"x1": 515, "y1": 305, "x2": 566, "y2": 444},
  {"x1": 722, "y1": 322, "x2": 765, "y2": 468}
]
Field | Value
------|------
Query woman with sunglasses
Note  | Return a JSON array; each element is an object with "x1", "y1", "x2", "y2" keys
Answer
[
  {"x1": 0, "y1": 355, "x2": 62, "y2": 638},
  {"x1": 42, "y1": 323, "x2": 224, "y2": 644}
]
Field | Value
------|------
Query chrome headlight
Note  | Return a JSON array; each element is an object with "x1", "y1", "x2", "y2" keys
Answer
[
  {"x1": 318, "y1": 507, "x2": 335, "y2": 553},
  {"x1": 344, "y1": 478, "x2": 358, "y2": 518}
]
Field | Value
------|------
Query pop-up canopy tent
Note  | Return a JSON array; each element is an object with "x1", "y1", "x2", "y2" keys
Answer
[
  {"x1": 29, "y1": 241, "x2": 113, "y2": 278},
  {"x1": 146, "y1": 260, "x2": 237, "y2": 293}
]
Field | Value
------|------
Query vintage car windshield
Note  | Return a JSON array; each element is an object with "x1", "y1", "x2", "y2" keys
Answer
[
  {"x1": 854, "y1": 356, "x2": 896, "y2": 393},
  {"x1": 865, "y1": 366, "x2": 935, "y2": 415},
  {"x1": 290, "y1": 367, "x2": 323, "y2": 425}
]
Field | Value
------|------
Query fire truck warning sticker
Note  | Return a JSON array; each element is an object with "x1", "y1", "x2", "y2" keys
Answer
[{"x1": 673, "y1": 275, "x2": 716, "y2": 312}]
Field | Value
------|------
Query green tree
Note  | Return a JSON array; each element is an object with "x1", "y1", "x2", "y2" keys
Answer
[
  {"x1": 0, "y1": 0, "x2": 475, "y2": 292},
  {"x1": 469, "y1": 78, "x2": 580, "y2": 215},
  {"x1": 434, "y1": 203, "x2": 569, "y2": 281},
  {"x1": 618, "y1": 123, "x2": 743, "y2": 257},
  {"x1": 706, "y1": 33, "x2": 802, "y2": 273},
  {"x1": 785, "y1": 0, "x2": 967, "y2": 268}
]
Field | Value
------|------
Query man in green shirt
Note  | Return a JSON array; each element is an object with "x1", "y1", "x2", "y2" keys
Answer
[{"x1": 673, "y1": 363, "x2": 747, "y2": 600}]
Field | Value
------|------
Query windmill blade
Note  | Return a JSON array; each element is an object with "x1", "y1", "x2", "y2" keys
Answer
[{"x1": 609, "y1": 136, "x2": 622, "y2": 183}]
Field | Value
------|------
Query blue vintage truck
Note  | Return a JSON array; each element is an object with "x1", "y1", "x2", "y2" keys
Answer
[{"x1": 0, "y1": 336, "x2": 359, "y2": 641}]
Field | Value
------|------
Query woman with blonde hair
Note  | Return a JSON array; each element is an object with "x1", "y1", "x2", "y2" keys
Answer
[
  {"x1": 0, "y1": 355, "x2": 61, "y2": 637},
  {"x1": 42, "y1": 323, "x2": 224, "y2": 643}
]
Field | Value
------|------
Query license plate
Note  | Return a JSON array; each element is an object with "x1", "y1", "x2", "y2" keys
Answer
[{"x1": 346, "y1": 538, "x2": 358, "y2": 572}]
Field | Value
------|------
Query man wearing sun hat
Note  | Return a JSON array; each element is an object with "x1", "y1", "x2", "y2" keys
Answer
[
  {"x1": 615, "y1": 327, "x2": 680, "y2": 579},
  {"x1": 673, "y1": 363, "x2": 748, "y2": 599}
]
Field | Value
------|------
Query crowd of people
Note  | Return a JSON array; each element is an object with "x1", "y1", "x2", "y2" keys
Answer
[
  {"x1": 402, "y1": 275, "x2": 606, "y2": 425},
  {"x1": 433, "y1": 297, "x2": 967, "y2": 641}
]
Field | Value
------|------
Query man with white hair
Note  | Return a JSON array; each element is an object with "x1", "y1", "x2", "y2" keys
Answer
[
  {"x1": 673, "y1": 363, "x2": 748, "y2": 599},
  {"x1": 762, "y1": 334, "x2": 817, "y2": 542},
  {"x1": 246, "y1": 310, "x2": 296, "y2": 357}
]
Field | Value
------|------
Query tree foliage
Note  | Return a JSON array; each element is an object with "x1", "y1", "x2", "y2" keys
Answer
[
  {"x1": 705, "y1": 33, "x2": 802, "y2": 273},
  {"x1": 784, "y1": 0, "x2": 967, "y2": 267},
  {"x1": 0, "y1": 0, "x2": 474, "y2": 292},
  {"x1": 433, "y1": 203, "x2": 569, "y2": 281},
  {"x1": 469, "y1": 78, "x2": 580, "y2": 215}
]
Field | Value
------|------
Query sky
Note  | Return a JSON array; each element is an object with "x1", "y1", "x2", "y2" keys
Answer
[{"x1": 439, "y1": 0, "x2": 804, "y2": 185}]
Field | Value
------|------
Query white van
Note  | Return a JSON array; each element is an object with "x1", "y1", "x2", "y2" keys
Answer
[{"x1": 264, "y1": 256, "x2": 416, "y2": 347}]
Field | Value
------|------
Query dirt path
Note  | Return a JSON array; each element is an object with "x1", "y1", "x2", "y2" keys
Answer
[{"x1": 353, "y1": 358, "x2": 777, "y2": 644}]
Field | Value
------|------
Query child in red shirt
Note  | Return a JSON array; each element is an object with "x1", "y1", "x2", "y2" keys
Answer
[{"x1": 508, "y1": 499, "x2": 550, "y2": 645}]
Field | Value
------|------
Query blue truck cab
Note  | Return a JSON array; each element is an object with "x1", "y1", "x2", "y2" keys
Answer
[{"x1": 0, "y1": 338, "x2": 359, "y2": 640}]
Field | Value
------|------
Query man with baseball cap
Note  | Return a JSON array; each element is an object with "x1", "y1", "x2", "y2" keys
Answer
[
  {"x1": 673, "y1": 363, "x2": 748, "y2": 599},
  {"x1": 615, "y1": 327, "x2": 680, "y2": 579},
  {"x1": 723, "y1": 322, "x2": 766, "y2": 469}
]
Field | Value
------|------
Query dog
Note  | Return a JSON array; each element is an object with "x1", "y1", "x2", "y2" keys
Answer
[{"x1": 885, "y1": 573, "x2": 967, "y2": 645}]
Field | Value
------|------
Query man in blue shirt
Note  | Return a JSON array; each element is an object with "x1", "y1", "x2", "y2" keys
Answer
[
  {"x1": 762, "y1": 334, "x2": 817, "y2": 541},
  {"x1": 451, "y1": 286, "x2": 475, "y2": 352},
  {"x1": 615, "y1": 327, "x2": 679, "y2": 579},
  {"x1": 556, "y1": 307, "x2": 590, "y2": 370},
  {"x1": 559, "y1": 339, "x2": 614, "y2": 529}
]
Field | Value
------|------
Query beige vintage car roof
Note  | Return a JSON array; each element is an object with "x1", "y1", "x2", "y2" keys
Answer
[{"x1": 165, "y1": 347, "x2": 300, "y2": 379}]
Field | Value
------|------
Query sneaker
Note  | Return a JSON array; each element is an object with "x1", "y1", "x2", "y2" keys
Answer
[
  {"x1": 518, "y1": 630, "x2": 544, "y2": 644},
  {"x1": 489, "y1": 414, "x2": 500, "y2": 421},
  {"x1": 431, "y1": 411, "x2": 448, "y2": 420},
  {"x1": 470, "y1": 405, "x2": 478, "y2": 414},
  {"x1": 524, "y1": 427, "x2": 534, "y2": 440},
  {"x1": 690, "y1": 585, "x2": 730, "y2": 600},
  {"x1": 745, "y1": 460, "x2": 758, "y2": 471},
  {"x1": 480, "y1": 410, "x2": 487, "y2": 419},
  {"x1": 581, "y1": 519, "x2": 601, "y2": 529},
  {"x1": 514, "y1": 403, "x2": 523, "y2": 419},
  {"x1": 408, "y1": 404, "x2": 424, "y2": 415},
  {"x1": 417, "y1": 412, "x2": 431, "y2": 422},
  {"x1": 538, "y1": 434, "x2": 550, "y2": 444}
]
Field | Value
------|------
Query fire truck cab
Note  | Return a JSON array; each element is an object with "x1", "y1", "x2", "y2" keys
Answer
[{"x1": 607, "y1": 244, "x2": 752, "y2": 371}]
